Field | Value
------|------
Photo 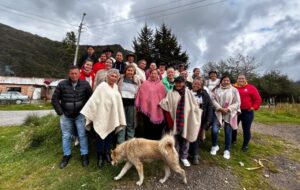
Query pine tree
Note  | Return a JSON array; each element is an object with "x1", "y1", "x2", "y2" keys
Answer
[
  {"x1": 59, "y1": 31, "x2": 77, "y2": 69},
  {"x1": 132, "y1": 23, "x2": 155, "y2": 65},
  {"x1": 153, "y1": 23, "x2": 189, "y2": 68}
]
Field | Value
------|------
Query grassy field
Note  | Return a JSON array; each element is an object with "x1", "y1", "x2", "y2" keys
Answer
[
  {"x1": 0, "y1": 112, "x2": 299, "y2": 190},
  {"x1": 255, "y1": 103, "x2": 300, "y2": 125},
  {"x1": 0, "y1": 103, "x2": 53, "y2": 110}
]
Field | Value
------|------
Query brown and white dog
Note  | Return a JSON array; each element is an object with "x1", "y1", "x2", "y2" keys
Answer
[{"x1": 111, "y1": 135, "x2": 187, "y2": 186}]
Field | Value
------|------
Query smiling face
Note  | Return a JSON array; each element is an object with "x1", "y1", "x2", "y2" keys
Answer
[
  {"x1": 192, "y1": 79, "x2": 202, "y2": 91},
  {"x1": 237, "y1": 75, "x2": 246, "y2": 86},
  {"x1": 150, "y1": 63, "x2": 157, "y2": 70},
  {"x1": 100, "y1": 53, "x2": 107, "y2": 62},
  {"x1": 116, "y1": 52, "x2": 123, "y2": 62},
  {"x1": 167, "y1": 68, "x2": 175, "y2": 80},
  {"x1": 149, "y1": 69, "x2": 159, "y2": 81},
  {"x1": 107, "y1": 72, "x2": 119, "y2": 86},
  {"x1": 84, "y1": 60, "x2": 93, "y2": 72},
  {"x1": 193, "y1": 68, "x2": 200, "y2": 76},
  {"x1": 125, "y1": 67, "x2": 135, "y2": 79},
  {"x1": 209, "y1": 72, "x2": 217, "y2": 80},
  {"x1": 221, "y1": 77, "x2": 231, "y2": 87},
  {"x1": 105, "y1": 59, "x2": 113, "y2": 69}
]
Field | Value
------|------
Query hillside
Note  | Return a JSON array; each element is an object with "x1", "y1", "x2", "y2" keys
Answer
[{"x1": 0, "y1": 23, "x2": 130, "y2": 78}]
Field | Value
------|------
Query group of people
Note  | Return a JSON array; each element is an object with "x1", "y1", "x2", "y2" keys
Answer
[{"x1": 51, "y1": 46, "x2": 262, "y2": 170}]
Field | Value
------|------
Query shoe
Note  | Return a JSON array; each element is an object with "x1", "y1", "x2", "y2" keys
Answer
[
  {"x1": 191, "y1": 156, "x2": 199, "y2": 165},
  {"x1": 181, "y1": 159, "x2": 191, "y2": 167},
  {"x1": 81, "y1": 154, "x2": 89, "y2": 167},
  {"x1": 104, "y1": 153, "x2": 112, "y2": 164},
  {"x1": 242, "y1": 146, "x2": 249, "y2": 152},
  {"x1": 97, "y1": 155, "x2": 104, "y2": 169},
  {"x1": 210, "y1": 145, "x2": 219, "y2": 155},
  {"x1": 74, "y1": 137, "x2": 79, "y2": 146},
  {"x1": 60, "y1": 155, "x2": 71, "y2": 169},
  {"x1": 223, "y1": 150, "x2": 230, "y2": 159}
]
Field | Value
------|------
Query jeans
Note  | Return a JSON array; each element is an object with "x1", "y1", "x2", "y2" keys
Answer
[
  {"x1": 117, "y1": 105, "x2": 135, "y2": 144},
  {"x1": 211, "y1": 115, "x2": 232, "y2": 151},
  {"x1": 96, "y1": 132, "x2": 113, "y2": 155},
  {"x1": 60, "y1": 114, "x2": 88, "y2": 156},
  {"x1": 232, "y1": 110, "x2": 254, "y2": 147},
  {"x1": 175, "y1": 135, "x2": 190, "y2": 159}
]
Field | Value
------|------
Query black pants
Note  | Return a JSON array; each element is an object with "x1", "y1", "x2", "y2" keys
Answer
[
  {"x1": 142, "y1": 113, "x2": 164, "y2": 140},
  {"x1": 232, "y1": 110, "x2": 254, "y2": 147},
  {"x1": 189, "y1": 138, "x2": 201, "y2": 158}
]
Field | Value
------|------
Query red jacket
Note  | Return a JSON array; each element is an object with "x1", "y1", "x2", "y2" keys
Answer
[
  {"x1": 93, "y1": 62, "x2": 106, "y2": 74},
  {"x1": 80, "y1": 69, "x2": 95, "y2": 89},
  {"x1": 234, "y1": 83, "x2": 262, "y2": 110}
]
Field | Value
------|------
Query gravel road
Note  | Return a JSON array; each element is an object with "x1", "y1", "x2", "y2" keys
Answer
[{"x1": 0, "y1": 110, "x2": 56, "y2": 126}]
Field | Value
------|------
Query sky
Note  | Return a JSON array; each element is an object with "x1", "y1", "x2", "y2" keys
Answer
[{"x1": 0, "y1": 0, "x2": 300, "y2": 81}]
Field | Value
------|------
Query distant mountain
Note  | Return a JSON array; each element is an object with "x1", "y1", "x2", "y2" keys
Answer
[{"x1": 0, "y1": 23, "x2": 131, "y2": 78}]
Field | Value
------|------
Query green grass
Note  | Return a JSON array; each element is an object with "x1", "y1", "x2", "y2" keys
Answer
[
  {"x1": 0, "y1": 103, "x2": 53, "y2": 110},
  {"x1": 255, "y1": 104, "x2": 300, "y2": 125},
  {"x1": 0, "y1": 114, "x2": 299, "y2": 190}
]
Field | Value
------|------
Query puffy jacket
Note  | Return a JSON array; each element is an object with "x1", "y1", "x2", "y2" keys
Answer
[
  {"x1": 51, "y1": 79, "x2": 92, "y2": 118},
  {"x1": 234, "y1": 83, "x2": 262, "y2": 110}
]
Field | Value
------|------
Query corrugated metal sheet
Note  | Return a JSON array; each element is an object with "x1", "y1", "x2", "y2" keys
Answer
[{"x1": 0, "y1": 76, "x2": 63, "y2": 86}]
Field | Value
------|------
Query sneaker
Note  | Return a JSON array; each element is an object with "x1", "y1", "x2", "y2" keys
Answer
[
  {"x1": 223, "y1": 150, "x2": 230, "y2": 159},
  {"x1": 74, "y1": 137, "x2": 79, "y2": 146},
  {"x1": 242, "y1": 146, "x2": 249, "y2": 152},
  {"x1": 210, "y1": 145, "x2": 219, "y2": 155},
  {"x1": 181, "y1": 159, "x2": 191, "y2": 167}
]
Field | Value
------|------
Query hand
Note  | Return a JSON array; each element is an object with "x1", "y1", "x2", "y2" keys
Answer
[{"x1": 223, "y1": 108, "x2": 230, "y2": 113}]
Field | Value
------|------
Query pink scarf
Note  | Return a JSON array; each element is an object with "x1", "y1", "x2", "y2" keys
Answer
[{"x1": 135, "y1": 79, "x2": 167, "y2": 124}]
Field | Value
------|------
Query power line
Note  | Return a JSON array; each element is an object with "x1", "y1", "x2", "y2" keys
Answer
[
  {"x1": 88, "y1": 0, "x2": 227, "y2": 30},
  {"x1": 0, "y1": 4, "x2": 77, "y2": 29},
  {"x1": 88, "y1": 0, "x2": 211, "y2": 28}
]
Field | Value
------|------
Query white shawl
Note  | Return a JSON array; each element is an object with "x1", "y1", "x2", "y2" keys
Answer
[
  {"x1": 80, "y1": 82, "x2": 126, "y2": 139},
  {"x1": 159, "y1": 88, "x2": 202, "y2": 142}
]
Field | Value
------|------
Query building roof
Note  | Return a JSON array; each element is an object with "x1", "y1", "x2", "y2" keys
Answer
[{"x1": 0, "y1": 76, "x2": 63, "y2": 86}]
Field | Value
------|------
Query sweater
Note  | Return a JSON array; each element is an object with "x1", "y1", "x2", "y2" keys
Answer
[{"x1": 234, "y1": 83, "x2": 262, "y2": 110}]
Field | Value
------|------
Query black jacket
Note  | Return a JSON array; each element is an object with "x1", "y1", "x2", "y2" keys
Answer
[
  {"x1": 194, "y1": 89, "x2": 213, "y2": 130},
  {"x1": 112, "y1": 61, "x2": 126, "y2": 74},
  {"x1": 51, "y1": 79, "x2": 92, "y2": 118},
  {"x1": 78, "y1": 53, "x2": 98, "y2": 68}
]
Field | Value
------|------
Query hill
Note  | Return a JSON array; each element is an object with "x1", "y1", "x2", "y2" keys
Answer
[{"x1": 0, "y1": 23, "x2": 130, "y2": 78}]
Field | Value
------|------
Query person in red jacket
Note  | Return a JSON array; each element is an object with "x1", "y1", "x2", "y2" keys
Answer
[
  {"x1": 80, "y1": 59, "x2": 95, "y2": 89},
  {"x1": 232, "y1": 74, "x2": 262, "y2": 152},
  {"x1": 93, "y1": 53, "x2": 107, "y2": 74}
]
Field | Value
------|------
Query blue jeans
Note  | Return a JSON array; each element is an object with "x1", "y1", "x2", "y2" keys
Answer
[
  {"x1": 117, "y1": 105, "x2": 135, "y2": 144},
  {"x1": 60, "y1": 114, "x2": 88, "y2": 156},
  {"x1": 211, "y1": 115, "x2": 232, "y2": 151},
  {"x1": 232, "y1": 110, "x2": 254, "y2": 147}
]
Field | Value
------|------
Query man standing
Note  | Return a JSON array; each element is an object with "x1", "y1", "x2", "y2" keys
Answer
[
  {"x1": 51, "y1": 66, "x2": 92, "y2": 169},
  {"x1": 125, "y1": 53, "x2": 136, "y2": 65},
  {"x1": 112, "y1": 51, "x2": 126, "y2": 74},
  {"x1": 103, "y1": 47, "x2": 116, "y2": 63},
  {"x1": 78, "y1": 46, "x2": 98, "y2": 68}
]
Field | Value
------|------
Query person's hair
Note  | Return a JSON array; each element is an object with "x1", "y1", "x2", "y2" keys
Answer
[
  {"x1": 159, "y1": 62, "x2": 166, "y2": 66},
  {"x1": 166, "y1": 67, "x2": 175, "y2": 71},
  {"x1": 193, "y1": 68, "x2": 200, "y2": 73},
  {"x1": 116, "y1": 51, "x2": 123, "y2": 55},
  {"x1": 124, "y1": 64, "x2": 136, "y2": 75},
  {"x1": 193, "y1": 76, "x2": 204, "y2": 86},
  {"x1": 69, "y1": 65, "x2": 79, "y2": 71},
  {"x1": 150, "y1": 69, "x2": 158, "y2": 74},
  {"x1": 212, "y1": 75, "x2": 230, "y2": 92},
  {"x1": 87, "y1": 46, "x2": 94, "y2": 49},
  {"x1": 106, "y1": 58, "x2": 114, "y2": 63},
  {"x1": 138, "y1": 59, "x2": 146, "y2": 65},
  {"x1": 100, "y1": 52, "x2": 107, "y2": 57},
  {"x1": 238, "y1": 73, "x2": 246, "y2": 78},
  {"x1": 84, "y1": 58, "x2": 94, "y2": 64},
  {"x1": 107, "y1": 69, "x2": 120, "y2": 78}
]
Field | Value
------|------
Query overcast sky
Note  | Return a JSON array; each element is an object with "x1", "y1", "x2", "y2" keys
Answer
[{"x1": 0, "y1": 0, "x2": 299, "y2": 80}]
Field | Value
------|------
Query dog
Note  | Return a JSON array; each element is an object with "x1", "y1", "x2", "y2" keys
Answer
[{"x1": 111, "y1": 135, "x2": 187, "y2": 186}]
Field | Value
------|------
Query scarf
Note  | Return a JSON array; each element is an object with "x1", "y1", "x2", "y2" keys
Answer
[
  {"x1": 175, "y1": 88, "x2": 185, "y2": 134},
  {"x1": 80, "y1": 67, "x2": 95, "y2": 88},
  {"x1": 135, "y1": 79, "x2": 167, "y2": 124}
]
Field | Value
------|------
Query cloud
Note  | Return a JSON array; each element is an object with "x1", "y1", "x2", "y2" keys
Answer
[{"x1": 0, "y1": 0, "x2": 299, "y2": 80}]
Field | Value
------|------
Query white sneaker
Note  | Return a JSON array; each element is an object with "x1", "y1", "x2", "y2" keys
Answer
[
  {"x1": 210, "y1": 145, "x2": 219, "y2": 155},
  {"x1": 223, "y1": 150, "x2": 230, "y2": 159},
  {"x1": 181, "y1": 159, "x2": 191, "y2": 167},
  {"x1": 74, "y1": 137, "x2": 79, "y2": 146}
]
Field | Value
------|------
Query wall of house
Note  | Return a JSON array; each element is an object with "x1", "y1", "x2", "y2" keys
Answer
[{"x1": 0, "y1": 84, "x2": 47, "y2": 99}]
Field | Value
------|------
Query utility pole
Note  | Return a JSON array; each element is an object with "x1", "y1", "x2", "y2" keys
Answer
[{"x1": 73, "y1": 13, "x2": 86, "y2": 66}]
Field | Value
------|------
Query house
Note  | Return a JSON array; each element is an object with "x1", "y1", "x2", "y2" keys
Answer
[{"x1": 0, "y1": 76, "x2": 63, "y2": 100}]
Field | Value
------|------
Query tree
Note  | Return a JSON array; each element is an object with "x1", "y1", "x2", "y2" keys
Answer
[
  {"x1": 132, "y1": 23, "x2": 155, "y2": 65},
  {"x1": 59, "y1": 31, "x2": 77, "y2": 69},
  {"x1": 154, "y1": 23, "x2": 188, "y2": 68},
  {"x1": 132, "y1": 23, "x2": 189, "y2": 68},
  {"x1": 202, "y1": 54, "x2": 258, "y2": 81}
]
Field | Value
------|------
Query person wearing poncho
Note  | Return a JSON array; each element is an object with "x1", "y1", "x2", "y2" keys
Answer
[
  {"x1": 210, "y1": 75, "x2": 241, "y2": 160},
  {"x1": 135, "y1": 69, "x2": 167, "y2": 140},
  {"x1": 81, "y1": 69, "x2": 126, "y2": 169},
  {"x1": 159, "y1": 76, "x2": 202, "y2": 167}
]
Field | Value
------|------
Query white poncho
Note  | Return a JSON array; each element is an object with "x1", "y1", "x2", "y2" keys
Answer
[{"x1": 81, "y1": 82, "x2": 126, "y2": 139}]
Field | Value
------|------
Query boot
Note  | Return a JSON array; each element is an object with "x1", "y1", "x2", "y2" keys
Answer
[
  {"x1": 97, "y1": 154, "x2": 104, "y2": 169},
  {"x1": 81, "y1": 154, "x2": 89, "y2": 167},
  {"x1": 60, "y1": 155, "x2": 71, "y2": 169}
]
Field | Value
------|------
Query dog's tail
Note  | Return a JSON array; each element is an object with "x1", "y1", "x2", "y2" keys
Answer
[{"x1": 158, "y1": 134, "x2": 178, "y2": 158}]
